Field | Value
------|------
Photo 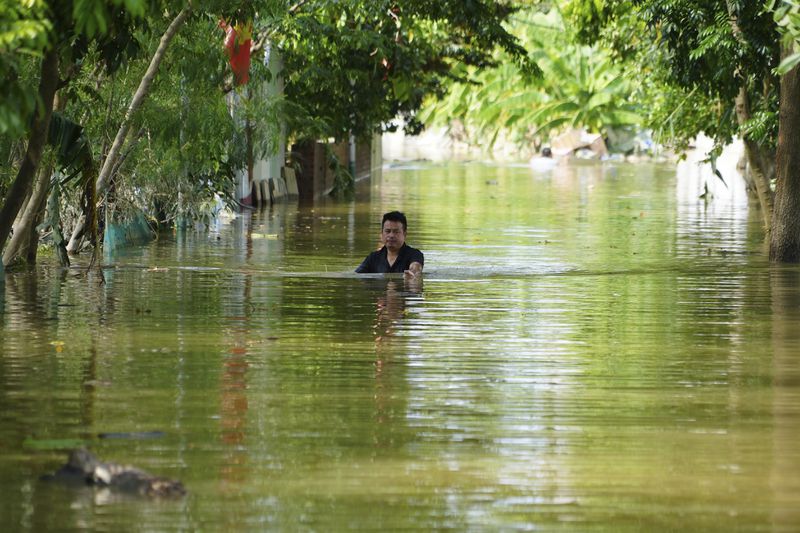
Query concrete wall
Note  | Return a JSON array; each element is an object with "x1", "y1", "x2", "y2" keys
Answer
[{"x1": 232, "y1": 45, "x2": 288, "y2": 207}]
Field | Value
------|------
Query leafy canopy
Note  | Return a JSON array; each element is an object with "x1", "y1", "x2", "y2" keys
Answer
[
  {"x1": 563, "y1": 0, "x2": 780, "y2": 153},
  {"x1": 278, "y1": 0, "x2": 535, "y2": 141},
  {"x1": 420, "y1": 6, "x2": 641, "y2": 151}
]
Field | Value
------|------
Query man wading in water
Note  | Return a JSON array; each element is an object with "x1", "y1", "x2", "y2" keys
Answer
[{"x1": 355, "y1": 211, "x2": 424, "y2": 280}]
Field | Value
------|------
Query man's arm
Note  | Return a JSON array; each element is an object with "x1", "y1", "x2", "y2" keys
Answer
[{"x1": 355, "y1": 258, "x2": 370, "y2": 273}]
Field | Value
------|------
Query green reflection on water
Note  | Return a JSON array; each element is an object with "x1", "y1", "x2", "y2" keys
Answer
[{"x1": 1, "y1": 161, "x2": 799, "y2": 531}]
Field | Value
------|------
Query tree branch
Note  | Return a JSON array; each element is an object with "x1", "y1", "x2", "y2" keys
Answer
[
  {"x1": 251, "y1": 0, "x2": 313, "y2": 54},
  {"x1": 95, "y1": 6, "x2": 191, "y2": 196}
]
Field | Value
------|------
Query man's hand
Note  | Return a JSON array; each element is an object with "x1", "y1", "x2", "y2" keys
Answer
[{"x1": 403, "y1": 262, "x2": 423, "y2": 280}]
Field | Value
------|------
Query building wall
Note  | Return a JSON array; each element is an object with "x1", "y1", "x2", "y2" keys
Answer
[
  {"x1": 293, "y1": 134, "x2": 382, "y2": 202},
  {"x1": 232, "y1": 46, "x2": 286, "y2": 206}
]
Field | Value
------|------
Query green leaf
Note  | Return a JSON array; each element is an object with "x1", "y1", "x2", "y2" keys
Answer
[
  {"x1": 586, "y1": 91, "x2": 613, "y2": 110},
  {"x1": 777, "y1": 51, "x2": 800, "y2": 74},
  {"x1": 606, "y1": 110, "x2": 643, "y2": 125}
]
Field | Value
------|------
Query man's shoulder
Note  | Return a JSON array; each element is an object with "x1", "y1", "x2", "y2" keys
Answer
[
  {"x1": 367, "y1": 247, "x2": 386, "y2": 259},
  {"x1": 402, "y1": 244, "x2": 424, "y2": 261},
  {"x1": 356, "y1": 247, "x2": 385, "y2": 273}
]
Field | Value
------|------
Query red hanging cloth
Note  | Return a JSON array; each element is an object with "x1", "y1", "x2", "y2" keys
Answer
[{"x1": 220, "y1": 20, "x2": 252, "y2": 86}]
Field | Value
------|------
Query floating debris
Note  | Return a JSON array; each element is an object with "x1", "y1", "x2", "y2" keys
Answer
[{"x1": 43, "y1": 448, "x2": 185, "y2": 498}]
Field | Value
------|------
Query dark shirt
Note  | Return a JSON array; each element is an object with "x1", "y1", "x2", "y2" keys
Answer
[{"x1": 355, "y1": 244, "x2": 424, "y2": 273}]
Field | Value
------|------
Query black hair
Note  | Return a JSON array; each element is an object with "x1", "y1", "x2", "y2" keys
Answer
[{"x1": 382, "y1": 211, "x2": 407, "y2": 232}]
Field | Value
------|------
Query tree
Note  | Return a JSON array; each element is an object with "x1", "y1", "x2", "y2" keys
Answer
[
  {"x1": 79, "y1": 2, "x2": 285, "y2": 230},
  {"x1": 769, "y1": 0, "x2": 800, "y2": 260},
  {"x1": 278, "y1": 0, "x2": 534, "y2": 142},
  {"x1": 2, "y1": 0, "x2": 534, "y2": 265},
  {"x1": 564, "y1": 0, "x2": 800, "y2": 261},
  {"x1": 94, "y1": 5, "x2": 191, "y2": 198},
  {"x1": 0, "y1": 0, "x2": 51, "y2": 138},
  {"x1": 67, "y1": 4, "x2": 192, "y2": 252},
  {"x1": 4, "y1": 1, "x2": 266, "y2": 258},
  {"x1": 0, "y1": 47, "x2": 58, "y2": 259},
  {"x1": 0, "y1": 0, "x2": 153, "y2": 265},
  {"x1": 1, "y1": 7, "x2": 65, "y2": 266},
  {"x1": 419, "y1": 7, "x2": 642, "y2": 152}
]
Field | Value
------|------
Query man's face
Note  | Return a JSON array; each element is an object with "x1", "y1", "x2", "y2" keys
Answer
[{"x1": 381, "y1": 220, "x2": 406, "y2": 251}]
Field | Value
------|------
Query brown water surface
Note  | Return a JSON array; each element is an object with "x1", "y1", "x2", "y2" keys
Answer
[{"x1": 1, "y1": 160, "x2": 799, "y2": 531}]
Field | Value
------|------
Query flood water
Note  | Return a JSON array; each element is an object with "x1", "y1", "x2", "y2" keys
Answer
[{"x1": 2, "y1": 158, "x2": 800, "y2": 531}]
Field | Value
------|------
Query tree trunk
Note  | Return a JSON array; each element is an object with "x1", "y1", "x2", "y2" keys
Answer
[
  {"x1": 734, "y1": 87, "x2": 774, "y2": 230},
  {"x1": 94, "y1": 6, "x2": 190, "y2": 197},
  {"x1": 4, "y1": 91, "x2": 70, "y2": 266},
  {"x1": 13, "y1": 186, "x2": 35, "y2": 236},
  {"x1": 66, "y1": 215, "x2": 85, "y2": 254},
  {"x1": 725, "y1": 3, "x2": 775, "y2": 229},
  {"x1": 2, "y1": 161, "x2": 52, "y2": 266},
  {"x1": 23, "y1": 188, "x2": 48, "y2": 265},
  {"x1": 770, "y1": 46, "x2": 800, "y2": 262},
  {"x1": 0, "y1": 49, "x2": 58, "y2": 254}
]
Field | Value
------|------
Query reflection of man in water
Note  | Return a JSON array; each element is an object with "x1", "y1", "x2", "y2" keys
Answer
[
  {"x1": 374, "y1": 281, "x2": 405, "y2": 344},
  {"x1": 355, "y1": 211, "x2": 424, "y2": 280}
]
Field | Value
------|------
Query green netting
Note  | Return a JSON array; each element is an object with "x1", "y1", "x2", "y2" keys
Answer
[{"x1": 103, "y1": 212, "x2": 155, "y2": 253}]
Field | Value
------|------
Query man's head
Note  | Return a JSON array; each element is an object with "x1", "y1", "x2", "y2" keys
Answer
[{"x1": 381, "y1": 211, "x2": 407, "y2": 251}]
